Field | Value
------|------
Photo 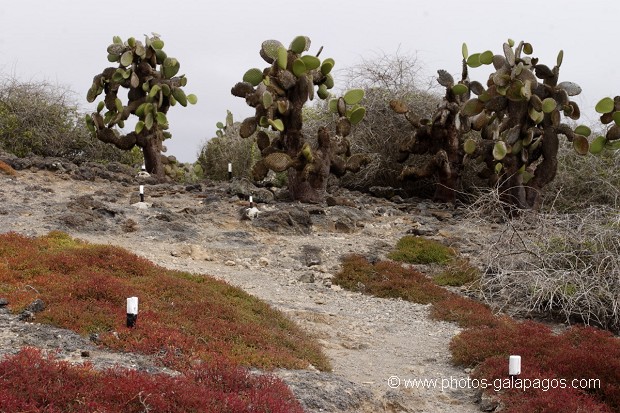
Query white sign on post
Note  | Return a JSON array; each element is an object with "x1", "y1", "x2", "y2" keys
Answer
[
  {"x1": 509, "y1": 355, "x2": 521, "y2": 376},
  {"x1": 127, "y1": 297, "x2": 139, "y2": 314}
]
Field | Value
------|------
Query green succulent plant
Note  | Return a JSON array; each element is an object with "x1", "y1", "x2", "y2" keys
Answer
[
  {"x1": 458, "y1": 39, "x2": 587, "y2": 209},
  {"x1": 85, "y1": 33, "x2": 197, "y2": 178},
  {"x1": 231, "y1": 36, "x2": 368, "y2": 203},
  {"x1": 590, "y1": 96, "x2": 620, "y2": 154}
]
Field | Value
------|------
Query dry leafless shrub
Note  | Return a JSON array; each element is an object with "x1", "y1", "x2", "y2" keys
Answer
[
  {"x1": 338, "y1": 51, "x2": 441, "y2": 190},
  {"x1": 545, "y1": 145, "x2": 620, "y2": 211},
  {"x1": 467, "y1": 196, "x2": 620, "y2": 332}
]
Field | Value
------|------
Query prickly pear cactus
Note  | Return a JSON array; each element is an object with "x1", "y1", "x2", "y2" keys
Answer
[
  {"x1": 231, "y1": 36, "x2": 368, "y2": 203},
  {"x1": 389, "y1": 54, "x2": 472, "y2": 203},
  {"x1": 85, "y1": 34, "x2": 197, "y2": 179},
  {"x1": 591, "y1": 96, "x2": 620, "y2": 153},
  {"x1": 460, "y1": 39, "x2": 587, "y2": 209}
]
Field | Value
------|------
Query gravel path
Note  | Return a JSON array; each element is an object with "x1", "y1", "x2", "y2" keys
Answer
[{"x1": 0, "y1": 168, "x2": 487, "y2": 412}]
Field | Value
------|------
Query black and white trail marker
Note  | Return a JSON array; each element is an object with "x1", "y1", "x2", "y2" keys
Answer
[
  {"x1": 139, "y1": 185, "x2": 144, "y2": 202},
  {"x1": 126, "y1": 296, "x2": 138, "y2": 328}
]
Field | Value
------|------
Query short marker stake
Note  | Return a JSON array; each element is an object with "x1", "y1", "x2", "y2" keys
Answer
[
  {"x1": 228, "y1": 162, "x2": 232, "y2": 181},
  {"x1": 249, "y1": 195, "x2": 254, "y2": 208},
  {"x1": 139, "y1": 185, "x2": 144, "y2": 202},
  {"x1": 509, "y1": 355, "x2": 521, "y2": 381},
  {"x1": 141, "y1": 164, "x2": 146, "y2": 172},
  {"x1": 126, "y1": 297, "x2": 138, "y2": 328}
]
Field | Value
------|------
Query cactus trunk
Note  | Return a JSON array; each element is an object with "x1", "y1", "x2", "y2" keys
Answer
[
  {"x1": 284, "y1": 86, "x2": 329, "y2": 203},
  {"x1": 142, "y1": 132, "x2": 165, "y2": 179}
]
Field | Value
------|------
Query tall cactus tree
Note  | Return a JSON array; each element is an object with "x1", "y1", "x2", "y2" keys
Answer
[
  {"x1": 461, "y1": 40, "x2": 588, "y2": 209},
  {"x1": 389, "y1": 57, "x2": 472, "y2": 203},
  {"x1": 86, "y1": 34, "x2": 197, "y2": 178},
  {"x1": 232, "y1": 36, "x2": 368, "y2": 203}
]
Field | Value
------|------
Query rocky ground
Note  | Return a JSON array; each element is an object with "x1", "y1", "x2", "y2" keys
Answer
[{"x1": 0, "y1": 156, "x2": 500, "y2": 412}]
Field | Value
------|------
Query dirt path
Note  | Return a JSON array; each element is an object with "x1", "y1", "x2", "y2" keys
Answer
[{"x1": 0, "y1": 169, "x2": 487, "y2": 412}]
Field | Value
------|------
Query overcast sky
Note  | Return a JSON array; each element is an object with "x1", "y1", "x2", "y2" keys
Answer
[{"x1": 1, "y1": 1, "x2": 618, "y2": 163}]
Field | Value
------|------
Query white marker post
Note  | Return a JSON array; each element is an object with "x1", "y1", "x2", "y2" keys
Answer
[
  {"x1": 141, "y1": 164, "x2": 146, "y2": 172},
  {"x1": 126, "y1": 297, "x2": 138, "y2": 328},
  {"x1": 228, "y1": 162, "x2": 232, "y2": 181},
  {"x1": 139, "y1": 185, "x2": 144, "y2": 202},
  {"x1": 249, "y1": 195, "x2": 254, "y2": 208},
  {"x1": 509, "y1": 355, "x2": 521, "y2": 381}
]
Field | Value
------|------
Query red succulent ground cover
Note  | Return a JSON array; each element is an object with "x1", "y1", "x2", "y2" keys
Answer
[
  {"x1": 335, "y1": 252, "x2": 620, "y2": 413},
  {"x1": 0, "y1": 347, "x2": 303, "y2": 413},
  {"x1": 0, "y1": 231, "x2": 330, "y2": 412}
]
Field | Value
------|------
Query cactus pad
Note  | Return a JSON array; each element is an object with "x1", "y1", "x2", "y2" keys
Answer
[
  {"x1": 493, "y1": 141, "x2": 507, "y2": 160},
  {"x1": 451, "y1": 84, "x2": 469, "y2": 96},
  {"x1": 462, "y1": 98, "x2": 485, "y2": 116},
  {"x1": 336, "y1": 117, "x2": 352, "y2": 137},
  {"x1": 240, "y1": 117, "x2": 258, "y2": 138},
  {"x1": 595, "y1": 97, "x2": 614, "y2": 114},
  {"x1": 292, "y1": 59, "x2": 307, "y2": 77},
  {"x1": 277, "y1": 46, "x2": 288, "y2": 70},
  {"x1": 300, "y1": 55, "x2": 320, "y2": 71},
  {"x1": 231, "y1": 82, "x2": 254, "y2": 97},
  {"x1": 321, "y1": 58, "x2": 335, "y2": 75},
  {"x1": 437, "y1": 70, "x2": 454, "y2": 88},
  {"x1": 289, "y1": 36, "x2": 310, "y2": 54},
  {"x1": 243, "y1": 68, "x2": 264, "y2": 87},
  {"x1": 343, "y1": 89, "x2": 364, "y2": 105},
  {"x1": 348, "y1": 106, "x2": 366, "y2": 125},
  {"x1": 317, "y1": 84, "x2": 329, "y2": 100},
  {"x1": 390, "y1": 100, "x2": 409, "y2": 114},
  {"x1": 541, "y1": 98, "x2": 557, "y2": 114},
  {"x1": 256, "y1": 131, "x2": 270, "y2": 151},
  {"x1": 252, "y1": 160, "x2": 269, "y2": 181},
  {"x1": 574, "y1": 125, "x2": 591, "y2": 137},
  {"x1": 572, "y1": 135, "x2": 589, "y2": 155},
  {"x1": 264, "y1": 152, "x2": 293, "y2": 172},
  {"x1": 557, "y1": 81, "x2": 582, "y2": 97},
  {"x1": 268, "y1": 118, "x2": 284, "y2": 132},
  {"x1": 260, "y1": 40, "x2": 285, "y2": 63},
  {"x1": 463, "y1": 138, "x2": 477, "y2": 155},
  {"x1": 589, "y1": 135, "x2": 607, "y2": 154}
]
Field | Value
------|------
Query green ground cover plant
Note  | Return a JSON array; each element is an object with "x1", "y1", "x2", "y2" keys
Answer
[{"x1": 387, "y1": 235, "x2": 455, "y2": 264}]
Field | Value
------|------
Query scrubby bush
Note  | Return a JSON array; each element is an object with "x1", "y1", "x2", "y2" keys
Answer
[
  {"x1": 333, "y1": 254, "x2": 449, "y2": 304},
  {"x1": 0, "y1": 75, "x2": 142, "y2": 165},
  {"x1": 197, "y1": 111, "x2": 261, "y2": 181},
  {"x1": 433, "y1": 258, "x2": 480, "y2": 287},
  {"x1": 545, "y1": 144, "x2": 620, "y2": 211},
  {"x1": 388, "y1": 235, "x2": 455, "y2": 264},
  {"x1": 471, "y1": 206, "x2": 620, "y2": 333}
]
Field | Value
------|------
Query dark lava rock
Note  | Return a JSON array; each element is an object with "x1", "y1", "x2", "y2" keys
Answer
[{"x1": 252, "y1": 206, "x2": 312, "y2": 235}]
